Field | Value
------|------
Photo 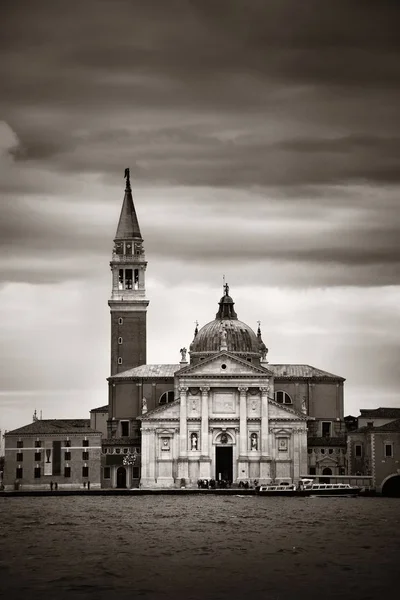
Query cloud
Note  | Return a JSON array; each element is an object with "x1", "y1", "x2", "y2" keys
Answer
[{"x1": 0, "y1": 0, "x2": 399, "y2": 432}]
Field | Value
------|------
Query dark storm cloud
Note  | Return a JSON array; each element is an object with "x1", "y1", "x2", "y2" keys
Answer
[
  {"x1": 1, "y1": 0, "x2": 399, "y2": 193},
  {"x1": 1, "y1": 0, "x2": 400, "y2": 286}
]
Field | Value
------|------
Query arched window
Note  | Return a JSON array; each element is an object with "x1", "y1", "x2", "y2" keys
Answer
[
  {"x1": 159, "y1": 390, "x2": 175, "y2": 405},
  {"x1": 275, "y1": 391, "x2": 292, "y2": 404},
  {"x1": 118, "y1": 357, "x2": 122, "y2": 365}
]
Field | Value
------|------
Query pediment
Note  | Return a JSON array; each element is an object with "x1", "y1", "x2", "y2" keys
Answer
[
  {"x1": 316, "y1": 455, "x2": 338, "y2": 465},
  {"x1": 177, "y1": 352, "x2": 274, "y2": 378},
  {"x1": 139, "y1": 399, "x2": 180, "y2": 421},
  {"x1": 268, "y1": 399, "x2": 307, "y2": 421}
]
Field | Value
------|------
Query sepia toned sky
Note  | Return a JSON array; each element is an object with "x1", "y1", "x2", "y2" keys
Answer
[{"x1": 1, "y1": 0, "x2": 400, "y2": 434}]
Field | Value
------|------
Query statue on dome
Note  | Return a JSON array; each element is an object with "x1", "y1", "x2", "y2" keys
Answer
[
  {"x1": 180, "y1": 347, "x2": 187, "y2": 362},
  {"x1": 224, "y1": 282, "x2": 229, "y2": 296},
  {"x1": 141, "y1": 397, "x2": 147, "y2": 414}
]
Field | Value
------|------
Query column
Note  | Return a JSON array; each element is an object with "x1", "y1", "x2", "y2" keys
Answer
[
  {"x1": 139, "y1": 427, "x2": 150, "y2": 487},
  {"x1": 200, "y1": 387, "x2": 210, "y2": 456},
  {"x1": 238, "y1": 387, "x2": 249, "y2": 480},
  {"x1": 260, "y1": 384, "x2": 270, "y2": 455},
  {"x1": 199, "y1": 387, "x2": 211, "y2": 479},
  {"x1": 178, "y1": 386, "x2": 189, "y2": 482},
  {"x1": 259, "y1": 384, "x2": 271, "y2": 482},
  {"x1": 179, "y1": 386, "x2": 188, "y2": 456},
  {"x1": 238, "y1": 387, "x2": 248, "y2": 456}
]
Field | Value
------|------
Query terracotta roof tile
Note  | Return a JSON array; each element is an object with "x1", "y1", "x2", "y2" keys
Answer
[
  {"x1": 110, "y1": 363, "x2": 343, "y2": 380},
  {"x1": 359, "y1": 407, "x2": 400, "y2": 419},
  {"x1": 5, "y1": 419, "x2": 99, "y2": 436},
  {"x1": 267, "y1": 364, "x2": 343, "y2": 379},
  {"x1": 90, "y1": 405, "x2": 109, "y2": 413}
]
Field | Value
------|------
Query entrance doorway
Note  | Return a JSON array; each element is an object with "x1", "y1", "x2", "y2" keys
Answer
[
  {"x1": 215, "y1": 446, "x2": 233, "y2": 482},
  {"x1": 321, "y1": 467, "x2": 332, "y2": 484},
  {"x1": 116, "y1": 466, "x2": 127, "y2": 488}
]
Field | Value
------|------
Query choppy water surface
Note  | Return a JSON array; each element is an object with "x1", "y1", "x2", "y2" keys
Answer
[{"x1": 1, "y1": 495, "x2": 399, "y2": 600}]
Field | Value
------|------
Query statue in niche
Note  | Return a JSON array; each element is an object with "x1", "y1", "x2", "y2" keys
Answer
[
  {"x1": 180, "y1": 347, "x2": 187, "y2": 362},
  {"x1": 141, "y1": 397, "x2": 147, "y2": 414},
  {"x1": 251, "y1": 400, "x2": 257, "y2": 411},
  {"x1": 192, "y1": 399, "x2": 197, "y2": 412},
  {"x1": 162, "y1": 438, "x2": 170, "y2": 451},
  {"x1": 301, "y1": 396, "x2": 307, "y2": 414},
  {"x1": 190, "y1": 432, "x2": 198, "y2": 450},
  {"x1": 220, "y1": 433, "x2": 228, "y2": 444},
  {"x1": 250, "y1": 433, "x2": 258, "y2": 451}
]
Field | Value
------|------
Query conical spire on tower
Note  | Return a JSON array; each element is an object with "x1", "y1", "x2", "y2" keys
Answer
[
  {"x1": 109, "y1": 169, "x2": 149, "y2": 375},
  {"x1": 114, "y1": 168, "x2": 142, "y2": 240}
]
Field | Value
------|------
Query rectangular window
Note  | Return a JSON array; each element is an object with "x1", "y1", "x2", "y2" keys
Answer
[
  {"x1": 125, "y1": 269, "x2": 133, "y2": 290},
  {"x1": 322, "y1": 422, "x2": 332, "y2": 437},
  {"x1": 132, "y1": 467, "x2": 140, "y2": 478},
  {"x1": 64, "y1": 466, "x2": 71, "y2": 478},
  {"x1": 17, "y1": 441, "x2": 23, "y2": 448},
  {"x1": 65, "y1": 451, "x2": 71, "y2": 461},
  {"x1": 355, "y1": 444, "x2": 362, "y2": 457},
  {"x1": 385, "y1": 443, "x2": 393, "y2": 458},
  {"x1": 82, "y1": 439, "x2": 89, "y2": 447},
  {"x1": 65, "y1": 440, "x2": 71, "y2": 448},
  {"x1": 309, "y1": 467, "x2": 316, "y2": 475},
  {"x1": 53, "y1": 441, "x2": 61, "y2": 476},
  {"x1": 16, "y1": 453, "x2": 23, "y2": 462},
  {"x1": 118, "y1": 268, "x2": 124, "y2": 289},
  {"x1": 16, "y1": 467, "x2": 23, "y2": 479},
  {"x1": 134, "y1": 269, "x2": 139, "y2": 289},
  {"x1": 34, "y1": 467, "x2": 41, "y2": 478},
  {"x1": 82, "y1": 466, "x2": 89, "y2": 477},
  {"x1": 103, "y1": 467, "x2": 111, "y2": 479},
  {"x1": 82, "y1": 451, "x2": 89, "y2": 461},
  {"x1": 121, "y1": 421, "x2": 130, "y2": 437},
  {"x1": 34, "y1": 452, "x2": 41, "y2": 461},
  {"x1": 125, "y1": 243, "x2": 132, "y2": 256},
  {"x1": 35, "y1": 440, "x2": 42, "y2": 448}
]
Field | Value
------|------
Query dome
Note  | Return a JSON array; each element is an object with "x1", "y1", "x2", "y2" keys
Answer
[
  {"x1": 189, "y1": 284, "x2": 266, "y2": 362},
  {"x1": 190, "y1": 318, "x2": 261, "y2": 356}
]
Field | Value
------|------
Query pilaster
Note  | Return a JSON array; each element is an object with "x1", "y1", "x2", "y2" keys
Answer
[
  {"x1": 178, "y1": 386, "x2": 189, "y2": 481},
  {"x1": 200, "y1": 386, "x2": 210, "y2": 456},
  {"x1": 238, "y1": 386, "x2": 249, "y2": 480}
]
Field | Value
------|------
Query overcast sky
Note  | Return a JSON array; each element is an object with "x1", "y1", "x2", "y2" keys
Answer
[{"x1": 1, "y1": 0, "x2": 400, "y2": 435}]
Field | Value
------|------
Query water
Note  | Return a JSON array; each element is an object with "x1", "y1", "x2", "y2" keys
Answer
[{"x1": 1, "y1": 496, "x2": 399, "y2": 600}]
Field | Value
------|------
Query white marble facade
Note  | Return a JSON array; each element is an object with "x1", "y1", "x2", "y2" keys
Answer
[{"x1": 139, "y1": 353, "x2": 308, "y2": 488}]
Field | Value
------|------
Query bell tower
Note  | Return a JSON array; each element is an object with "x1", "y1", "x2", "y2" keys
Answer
[{"x1": 108, "y1": 169, "x2": 149, "y2": 375}]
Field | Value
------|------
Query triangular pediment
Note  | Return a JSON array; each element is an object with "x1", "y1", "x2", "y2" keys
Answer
[
  {"x1": 268, "y1": 399, "x2": 307, "y2": 421},
  {"x1": 138, "y1": 399, "x2": 180, "y2": 421},
  {"x1": 177, "y1": 352, "x2": 274, "y2": 378}
]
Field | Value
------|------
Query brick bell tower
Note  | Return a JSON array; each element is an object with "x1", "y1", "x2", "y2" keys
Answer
[{"x1": 108, "y1": 169, "x2": 149, "y2": 375}]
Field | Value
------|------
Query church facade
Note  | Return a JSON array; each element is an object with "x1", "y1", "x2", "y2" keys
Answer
[{"x1": 102, "y1": 171, "x2": 347, "y2": 489}]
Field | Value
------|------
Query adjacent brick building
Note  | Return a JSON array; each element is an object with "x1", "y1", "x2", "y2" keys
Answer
[
  {"x1": 347, "y1": 408, "x2": 400, "y2": 496},
  {"x1": 3, "y1": 419, "x2": 101, "y2": 490}
]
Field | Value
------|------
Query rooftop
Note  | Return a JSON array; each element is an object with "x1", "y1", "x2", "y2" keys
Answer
[
  {"x1": 90, "y1": 405, "x2": 109, "y2": 413},
  {"x1": 359, "y1": 407, "x2": 400, "y2": 419},
  {"x1": 110, "y1": 363, "x2": 343, "y2": 380},
  {"x1": 356, "y1": 418, "x2": 400, "y2": 433},
  {"x1": 5, "y1": 419, "x2": 99, "y2": 436}
]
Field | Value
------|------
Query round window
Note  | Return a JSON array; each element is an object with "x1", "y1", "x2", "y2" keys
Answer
[{"x1": 221, "y1": 364, "x2": 227, "y2": 370}]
